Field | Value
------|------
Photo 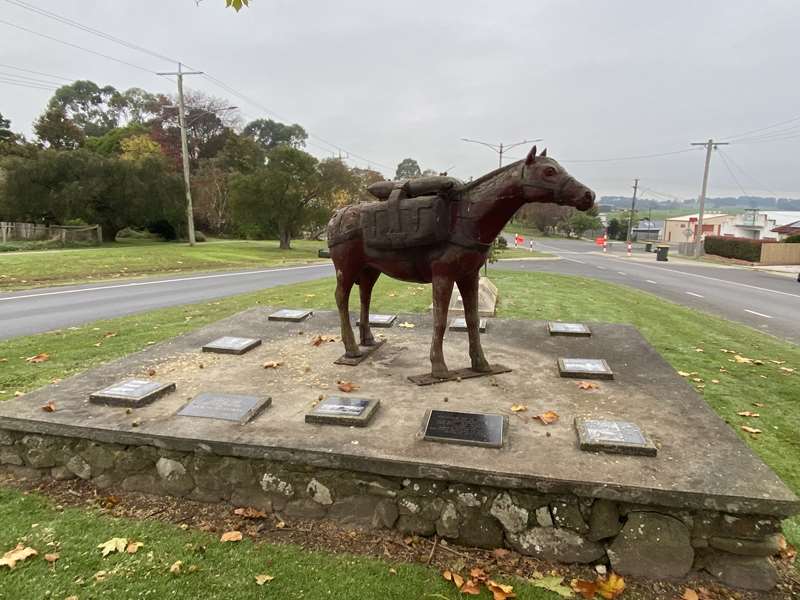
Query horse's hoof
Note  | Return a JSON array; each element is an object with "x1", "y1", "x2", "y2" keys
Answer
[
  {"x1": 431, "y1": 369, "x2": 450, "y2": 380},
  {"x1": 360, "y1": 338, "x2": 377, "y2": 347},
  {"x1": 471, "y1": 361, "x2": 492, "y2": 373},
  {"x1": 345, "y1": 350, "x2": 363, "y2": 359}
]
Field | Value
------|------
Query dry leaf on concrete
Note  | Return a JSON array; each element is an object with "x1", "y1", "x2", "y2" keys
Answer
[
  {"x1": 510, "y1": 404, "x2": 527, "y2": 412},
  {"x1": 41, "y1": 401, "x2": 56, "y2": 413},
  {"x1": 534, "y1": 411, "x2": 559, "y2": 425}
]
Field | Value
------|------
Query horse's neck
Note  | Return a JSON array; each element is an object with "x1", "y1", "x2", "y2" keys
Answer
[{"x1": 461, "y1": 162, "x2": 525, "y2": 244}]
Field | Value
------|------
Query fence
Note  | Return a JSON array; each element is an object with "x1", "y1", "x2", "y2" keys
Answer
[
  {"x1": 760, "y1": 243, "x2": 800, "y2": 265},
  {"x1": 0, "y1": 222, "x2": 102, "y2": 245}
]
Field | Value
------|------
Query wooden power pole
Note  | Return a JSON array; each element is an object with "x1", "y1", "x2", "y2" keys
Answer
[{"x1": 690, "y1": 139, "x2": 729, "y2": 256}]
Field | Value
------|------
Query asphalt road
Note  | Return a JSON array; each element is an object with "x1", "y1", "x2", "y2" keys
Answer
[
  {"x1": 0, "y1": 263, "x2": 334, "y2": 341},
  {"x1": 2, "y1": 240, "x2": 798, "y2": 344},
  {"x1": 500, "y1": 236, "x2": 800, "y2": 344}
]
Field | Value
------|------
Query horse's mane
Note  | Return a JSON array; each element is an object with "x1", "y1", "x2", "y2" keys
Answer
[{"x1": 462, "y1": 160, "x2": 522, "y2": 192}]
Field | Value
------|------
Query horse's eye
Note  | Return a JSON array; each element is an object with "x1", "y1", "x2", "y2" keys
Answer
[{"x1": 544, "y1": 167, "x2": 557, "y2": 177}]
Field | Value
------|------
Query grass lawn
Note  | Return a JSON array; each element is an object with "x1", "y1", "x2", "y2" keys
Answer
[
  {"x1": 0, "y1": 239, "x2": 326, "y2": 291},
  {"x1": 1, "y1": 270, "x2": 798, "y2": 597}
]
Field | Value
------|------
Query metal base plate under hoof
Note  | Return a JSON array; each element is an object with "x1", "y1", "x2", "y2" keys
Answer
[
  {"x1": 408, "y1": 364, "x2": 511, "y2": 386},
  {"x1": 334, "y1": 339, "x2": 386, "y2": 366}
]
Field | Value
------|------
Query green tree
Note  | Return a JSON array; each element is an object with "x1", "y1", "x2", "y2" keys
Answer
[
  {"x1": 34, "y1": 107, "x2": 85, "y2": 149},
  {"x1": 47, "y1": 80, "x2": 123, "y2": 137},
  {"x1": 243, "y1": 118, "x2": 307, "y2": 153},
  {"x1": 0, "y1": 112, "x2": 14, "y2": 143},
  {"x1": 606, "y1": 218, "x2": 621, "y2": 239},
  {"x1": 395, "y1": 158, "x2": 421, "y2": 180},
  {"x1": 566, "y1": 212, "x2": 602, "y2": 238},
  {"x1": 230, "y1": 147, "x2": 351, "y2": 248},
  {"x1": 0, "y1": 149, "x2": 183, "y2": 241},
  {"x1": 84, "y1": 123, "x2": 148, "y2": 156}
]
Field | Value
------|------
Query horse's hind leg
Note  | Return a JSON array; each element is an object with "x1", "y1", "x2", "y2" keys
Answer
[
  {"x1": 430, "y1": 273, "x2": 454, "y2": 378},
  {"x1": 335, "y1": 268, "x2": 360, "y2": 358},
  {"x1": 358, "y1": 267, "x2": 380, "y2": 346},
  {"x1": 457, "y1": 272, "x2": 491, "y2": 372}
]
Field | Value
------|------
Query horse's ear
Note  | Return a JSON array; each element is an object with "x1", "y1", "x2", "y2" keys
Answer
[
  {"x1": 540, "y1": 148, "x2": 547, "y2": 157},
  {"x1": 525, "y1": 145, "x2": 537, "y2": 165}
]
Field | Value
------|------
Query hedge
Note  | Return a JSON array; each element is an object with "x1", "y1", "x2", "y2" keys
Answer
[
  {"x1": 704, "y1": 236, "x2": 765, "y2": 262},
  {"x1": 784, "y1": 234, "x2": 800, "y2": 243}
]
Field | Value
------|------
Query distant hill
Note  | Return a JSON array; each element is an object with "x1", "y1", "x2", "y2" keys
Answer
[{"x1": 600, "y1": 195, "x2": 800, "y2": 211}]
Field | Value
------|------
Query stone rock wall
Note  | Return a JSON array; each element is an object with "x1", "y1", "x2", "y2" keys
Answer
[{"x1": 0, "y1": 429, "x2": 783, "y2": 591}]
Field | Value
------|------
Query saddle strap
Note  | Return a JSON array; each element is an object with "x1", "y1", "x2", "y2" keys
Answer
[{"x1": 386, "y1": 183, "x2": 406, "y2": 233}]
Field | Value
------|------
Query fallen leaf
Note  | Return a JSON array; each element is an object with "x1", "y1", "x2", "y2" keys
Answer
[
  {"x1": 97, "y1": 537, "x2": 127, "y2": 557},
  {"x1": 255, "y1": 574, "x2": 274, "y2": 585},
  {"x1": 443, "y1": 569, "x2": 464, "y2": 589},
  {"x1": 262, "y1": 361, "x2": 282, "y2": 369},
  {"x1": 275, "y1": 520, "x2": 286, "y2": 529},
  {"x1": 388, "y1": 567, "x2": 397, "y2": 575},
  {"x1": 460, "y1": 579, "x2": 481, "y2": 595},
  {"x1": 577, "y1": 381, "x2": 600, "y2": 390},
  {"x1": 126, "y1": 541, "x2": 144, "y2": 554},
  {"x1": 531, "y1": 575, "x2": 573, "y2": 597},
  {"x1": 534, "y1": 410, "x2": 559, "y2": 425},
  {"x1": 682, "y1": 589, "x2": 700, "y2": 600},
  {"x1": 780, "y1": 367, "x2": 795, "y2": 373},
  {"x1": 0, "y1": 544, "x2": 38, "y2": 569},
  {"x1": 234, "y1": 507, "x2": 267, "y2": 519},
  {"x1": 147, "y1": 369, "x2": 156, "y2": 376},
  {"x1": 694, "y1": 348, "x2": 704, "y2": 352},
  {"x1": 93, "y1": 569, "x2": 108, "y2": 581},
  {"x1": 169, "y1": 560, "x2": 182, "y2": 575},
  {"x1": 104, "y1": 331, "x2": 117, "y2": 338},
  {"x1": 398, "y1": 322, "x2": 415, "y2": 328},
  {"x1": 469, "y1": 567, "x2": 488, "y2": 582},
  {"x1": 220, "y1": 531, "x2": 243, "y2": 543},
  {"x1": 710, "y1": 379, "x2": 720, "y2": 384},
  {"x1": 41, "y1": 401, "x2": 56, "y2": 413},
  {"x1": 510, "y1": 404, "x2": 528, "y2": 413},
  {"x1": 677, "y1": 371, "x2": 690, "y2": 377},
  {"x1": 486, "y1": 580, "x2": 516, "y2": 599},
  {"x1": 596, "y1": 572, "x2": 625, "y2": 599},
  {"x1": 26, "y1": 353, "x2": 49, "y2": 363},
  {"x1": 492, "y1": 548, "x2": 511, "y2": 559},
  {"x1": 571, "y1": 578, "x2": 598, "y2": 599},
  {"x1": 734, "y1": 354, "x2": 753, "y2": 364},
  {"x1": 44, "y1": 552, "x2": 59, "y2": 564},
  {"x1": 741, "y1": 425, "x2": 762, "y2": 434},
  {"x1": 310, "y1": 334, "x2": 335, "y2": 347},
  {"x1": 770, "y1": 359, "x2": 785, "y2": 364},
  {"x1": 691, "y1": 377, "x2": 703, "y2": 383},
  {"x1": 337, "y1": 380, "x2": 358, "y2": 393},
  {"x1": 737, "y1": 411, "x2": 760, "y2": 418}
]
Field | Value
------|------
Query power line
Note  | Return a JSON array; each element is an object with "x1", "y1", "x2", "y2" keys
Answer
[
  {"x1": 2, "y1": 2, "x2": 391, "y2": 170},
  {"x1": 0, "y1": 76, "x2": 58, "y2": 91},
  {"x1": 0, "y1": 62, "x2": 73, "y2": 82},
  {"x1": 717, "y1": 149, "x2": 780, "y2": 197},
  {"x1": 0, "y1": 18, "x2": 157, "y2": 75},
  {"x1": 560, "y1": 147, "x2": 701, "y2": 164},
  {"x1": 2, "y1": 0, "x2": 178, "y2": 64},
  {"x1": 724, "y1": 114, "x2": 800, "y2": 142},
  {"x1": 716, "y1": 149, "x2": 748, "y2": 196}
]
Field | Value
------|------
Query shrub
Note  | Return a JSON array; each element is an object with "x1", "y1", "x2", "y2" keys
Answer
[
  {"x1": 495, "y1": 236, "x2": 508, "y2": 249},
  {"x1": 784, "y1": 234, "x2": 800, "y2": 243},
  {"x1": 704, "y1": 236, "x2": 764, "y2": 262},
  {"x1": 146, "y1": 219, "x2": 177, "y2": 241},
  {"x1": 116, "y1": 227, "x2": 161, "y2": 241}
]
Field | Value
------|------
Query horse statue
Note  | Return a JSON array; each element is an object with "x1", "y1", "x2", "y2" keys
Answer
[{"x1": 326, "y1": 145, "x2": 595, "y2": 379}]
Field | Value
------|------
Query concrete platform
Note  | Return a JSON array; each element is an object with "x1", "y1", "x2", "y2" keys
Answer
[{"x1": 0, "y1": 308, "x2": 796, "y2": 517}]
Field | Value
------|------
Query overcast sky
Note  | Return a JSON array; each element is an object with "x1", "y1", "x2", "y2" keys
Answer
[{"x1": 1, "y1": 0, "x2": 799, "y2": 199}]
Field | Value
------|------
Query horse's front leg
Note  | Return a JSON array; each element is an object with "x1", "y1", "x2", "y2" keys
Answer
[
  {"x1": 358, "y1": 268, "x2": 380, "y2": 346},
  {"x1": 430, "y1": 273, "x2": 454, "y2": 378},
  {"x1": 335, "y1": 269, "x2": 360, "y2": 358},
  {"x1": 457, "y1": 272, "x2": 491, "y2": 372}
]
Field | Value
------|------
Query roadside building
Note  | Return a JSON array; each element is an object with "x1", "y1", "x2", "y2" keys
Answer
[
  {"x1": 631, "y1": 218, "x2": 663, "y2": 241},
  {"x1": 771, "y1": 219, "x2": 800, "y2": 238},
  {"x1": 663, "y1": 213, "x2": 731, "y2": 243},
  {"x1": 720, "y1": 209, "x2": 800, "y2": 241}
]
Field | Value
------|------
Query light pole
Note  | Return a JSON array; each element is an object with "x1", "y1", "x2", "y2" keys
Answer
[{"x1": 461, "y1": 138, "x2": 543, "y2": 168}]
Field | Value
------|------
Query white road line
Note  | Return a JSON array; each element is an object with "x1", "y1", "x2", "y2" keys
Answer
[
  {"x1": 0, "y1": 264, "x2": 332, "y2": 302},
  {"x1": 645, "y1": 279, "x2": 658, "y2": 284},
  {"x1": 617, "y1": 271, "x2": 627, "y2": 276},
  {"x1": 685, "y1": 291, "x2": 704, "y2": 298},
  {"x1": 601, "y1": 255, "x2": 800, "y2": 299},
  {"x1": 561, "y1": 257, "x2": 586, "y2": 264},
  {"x1": 744, "y1": 309, "x2": 774, "y2": 319}
]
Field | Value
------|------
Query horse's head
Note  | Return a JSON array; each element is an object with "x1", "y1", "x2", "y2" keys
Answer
[{"x1": 519, "y1": 146, "x2": 595, "y2": 211}]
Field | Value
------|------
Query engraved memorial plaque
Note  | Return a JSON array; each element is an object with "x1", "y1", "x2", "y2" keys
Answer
[
  {"x1": 421, "y1": 409, "x2": 504, "y2": 448},
  {"x1": 357, "y1": 313, "x2": 397, "y2": 328},
  {"x1": 90, "y1": 379, "x2": 176, "y2": 408},
  {"x1": 268, "y1": 309, "x2": 312, "y2": 322},
  {"x1": 548, "y1": 322, "x2": 591, "y2": 337},
  {"x1": 305, "y1": 395, "x2": 379, "y2": 426},
  {"x1": 449, "y1": 318, "x2": 487, "y2": 333},
  {"x1": 177, "y1": 392, "x2": 270, "y2": 424},
  {"x1": 575, "y1": 417, "x2": 656, "y2": 456},
  {"x1": 558, "y1": 358, "x2": 614, "y2": 380},
  {"x1": 202, "y1": 336, "x2": 261, "y2": 355}
]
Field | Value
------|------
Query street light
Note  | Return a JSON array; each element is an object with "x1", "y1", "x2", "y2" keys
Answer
[{"x1": 461, "y1": 137, "x2": 543, "y2": 168}]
